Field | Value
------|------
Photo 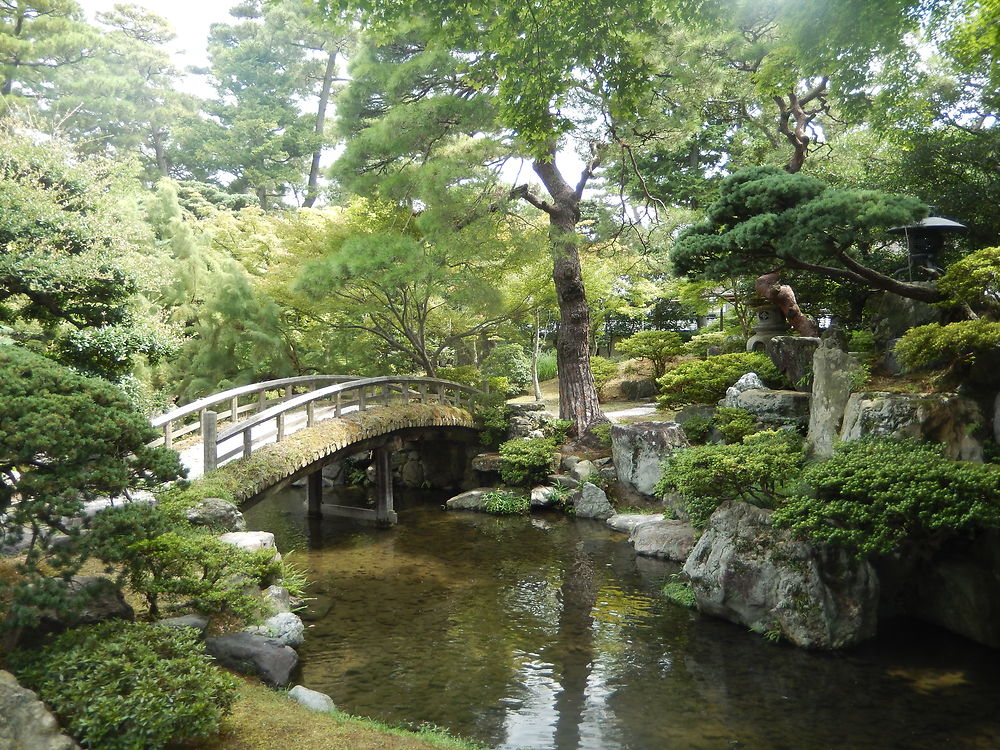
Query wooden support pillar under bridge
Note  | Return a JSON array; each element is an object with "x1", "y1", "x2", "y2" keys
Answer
[{"x1": 306, "y1": 444, "x2": 398, "y2": 527}]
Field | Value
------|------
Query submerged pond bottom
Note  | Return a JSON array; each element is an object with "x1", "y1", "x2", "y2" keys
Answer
[{"x1": 244, "y1": 487, "x2": 1000, "y2": 750}]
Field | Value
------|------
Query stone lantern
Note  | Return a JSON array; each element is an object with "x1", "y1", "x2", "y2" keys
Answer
[
  {"x1": 888, "y1": 214, "x2": 967, "y2": 280},
  {"x1": 746, "y1": 304, "x2": 790, "y2": 352}
]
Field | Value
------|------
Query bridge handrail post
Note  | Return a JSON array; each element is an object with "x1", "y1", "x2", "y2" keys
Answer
[
  {"x1": 306, "y1": 401, "x2": 316, "y2": 427},
  {"x1": 358, "y1": 386, "x2": 367, "y2": 412},
  {"x1": 417, "y1": 382, "x2": 427, "y2": 403},
  {"x1": 163, "y1": 419, "x2": 173, "y2": 450},
  {"x1": 334, "y1": 391, "x2": 342, "y2": 417},
  {"x1": 382, "y1": 384, "x2": 391, "y2": 406},
  {"x1": 277, "y1": 412, "x2": 286, "y2": 442},
  {"x1": 202, "y1": 410, "x2": 218, "y2": 473}
]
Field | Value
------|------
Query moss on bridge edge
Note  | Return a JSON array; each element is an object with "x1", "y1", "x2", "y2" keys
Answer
[{"x1": 158, "y1": 404, "x2": 476, "y2": 513}]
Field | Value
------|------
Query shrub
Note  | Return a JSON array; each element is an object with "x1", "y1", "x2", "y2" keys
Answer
[
  {"x1": 482, "y1": 489, "x2": 530, "y2": 515},
  {"x1": 481, "y1": 343, "x2": 532, "y2": 393},
  {"x1": 536, "y1": 350, "x2": 558, "y2": 381},
  {"x1": 936, "y1": 245, "x2": 1000, "y2": 313},
  {"x1": 656, "y1": 352, "x2": 781, "y2": 409},
  {"x1": 655, "y1": 430, "x2": 806, "y2": 528},
  {"x1": 498, "y1": 437, "x2": 557, "y2": 486},
  {"x1": 616, "y1": 330, "x2": 684, "y2": 379},
  {"x1": 588, "y1": 422, "x2": 612, "y2": 446},
  {"x1": 679, "y1": 415, "x2": 712, "y2": 444},
  {"x1": 894, "y1": 319, "x2": 1000, "y2": 384},
  {"x1": 713, "y1": 407, "x2": 757, "y2": 443},
  {"x1": 589, "y1": 355, "x2": 619, "y2": 391},
  {"x1": 545, "y1": 418, "x2": 575, "y2": 443},
  {"x1": 684, "y1": 331, "x2": 745, "y2": 357},
  {"x1": 8, "y1": 621, "x2": 237, "y2": 750},
  {"x1": 773, "y1": 438, "x2": 1000, "y2": 556},
  {"x1": 88, "y1": 508, "x2": 275, "y2": 621},
  {"x1": 473, "y1": 392, "x2": 511, "y2": 447}
]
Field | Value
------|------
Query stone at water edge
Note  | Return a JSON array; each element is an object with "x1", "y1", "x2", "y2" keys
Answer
[
  {"x1": 611, "y1": 422, "x2": 689, "y2": 497},
  {"x1": 205, "y1": 632, "x2": 299, "y2": 687},
  {"x1": 574, "y1": 482, "x2": 614, "y2": 520},
  {"x1": 445, "y1": 488, "x2": 493, "y2": 511},
  {"x1": 606, "y1": 513, "x2": 660, "y2": 534},
  {"x1": 530, "y1": 486, "x2": 557, "y2": 508},
  {"x1": 0, "y1": 671, "x2": 79, "y2": 750},
  {"x1": 289, "y1": 685, "x2": 336, "y2": 713},
  {"x1": 629, "y1": 519, "x2": 696, "y2": 562},
  {"x1": 682, "y1": 500, "x2": 879, "y2": 649},
  {"x1": 245, "y1": 612, "x2": 305, "y2": 649}
]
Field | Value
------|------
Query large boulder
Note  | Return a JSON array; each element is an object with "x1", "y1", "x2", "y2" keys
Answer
[
  {"x1": 765, "y1": 336, "x2": 821, "y2": 392},
  {"x1": 0, "y1": 670, "x2": 79, "y2": 750},
  {"x1": 840, "y1": 392, "x2": 984, "y2": 461},
  {"x1": 683, "y1": 501, "x2": 879, "y2": 649},
  {"x1": 724, "y1": 388, "x2": 812, "y2": 428},
  {"x1": 185, "y1": 497, "x2": 246, "y2": 532},
  {"x1": 807, "y1": 342, "x2": 862, "y2": 458},
  {"x1": 568, "y1": 459, "x2": 597, "y2": 483},
  {"x1": 205, "y1": 632, "x2": 299, "y2": 687},
  {"x1": 868, "y1": 287, "x2": 942, "y2": 346},
  {"x1": 629, "y1": 519, "x2": 696, "y2": 562},
  {"x1": 611, "y1": 421, "x2": 689, "y2": 497}
]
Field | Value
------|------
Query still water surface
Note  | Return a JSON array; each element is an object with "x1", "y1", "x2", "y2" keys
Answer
[{"x1": 245, "y1": 487, "x2": 1000, "y2": 750}]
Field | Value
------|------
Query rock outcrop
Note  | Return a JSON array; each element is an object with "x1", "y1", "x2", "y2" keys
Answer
[
  {"x1": 245, "y1": 612, "x2": 305, "y2": 648},
  {"x1": 0, "y1": 670, "x2": 79, "y2": 750},
  {"x1": 723, "y1": 387, "x2": 811, "y2": 428},
  {"x1": 765, "y1": 336, "x2": 821, "y2": 392},
  {"x1": 629, "y1": 519, "x2": 696, "y2": 562},
  {"x1": 445, "y1": 488, "x2": 493, "y2": 511},
  {"x1": 683, "y1": 501, "x2": 879, "y2": 649},
  {"x1": 611, "y1": 421, "x2": 689, "y2": 497},
  {"x1": 840, "y1": 391, "x2": 984, "y2": 461},
  {"x1": 807, "y1": 342, "x2": 861, "y2": 458}
]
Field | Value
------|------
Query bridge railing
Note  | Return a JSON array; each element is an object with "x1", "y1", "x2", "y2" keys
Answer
[
  {"x1": 177, "y1": 376, "x2": 479, "y2": 473},
  {"x1": 149, "y1": 375, "x2": 361, "y2": 450}
]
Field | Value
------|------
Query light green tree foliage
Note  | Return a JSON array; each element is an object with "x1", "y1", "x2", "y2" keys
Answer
[
  {"x1": 291, "y1": 197, "x2": 548, "y2": 375},
  {"x1": 176, "y1": 0, "x2": 337, "y2": 209},
  {"x1": 142, "y1": 180, "x2": 296, "y2": 399},
  {"x1": 0, "y1": 0, "x2": 94, "y2": 103},
  {"x1": 0, "y1": 345, "x2": 183, "y2": 639},
  {"x1": 616, "y1": 330, "x2": 684, "y2": 379},
  {"x1": 42, "y1": 5, "x2": 197, "y2": 180},
  {"x1": 0, "y1": 125, "x2": 176, "y2": 380}
]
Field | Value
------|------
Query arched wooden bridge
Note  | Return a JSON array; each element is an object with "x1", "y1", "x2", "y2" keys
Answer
[{"x1": 150, "y1": 375, "x2": 481, "y2": 524}]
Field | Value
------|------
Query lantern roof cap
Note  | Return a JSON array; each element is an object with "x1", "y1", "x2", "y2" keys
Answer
[{"x1": 888, "y1": 215, "x2": 967, "y2": 234}]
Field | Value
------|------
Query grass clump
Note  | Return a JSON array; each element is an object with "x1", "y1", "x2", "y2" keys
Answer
[
  {"x1": 481, "y1": 489, "x2": 530, "y2": 515},
  {"x1": 661, "y1": 574, "x2": 697, "y2": 609}
]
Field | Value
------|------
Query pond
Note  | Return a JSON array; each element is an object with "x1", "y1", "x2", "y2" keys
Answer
[{"x1": 244, "y1": 487, "x2": 1000, "y2": 750}]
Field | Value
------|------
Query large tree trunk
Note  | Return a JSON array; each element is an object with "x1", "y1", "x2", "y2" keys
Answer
[
  {"x1": 303, "y1": 50, "x2": 338, "y2": 209},
  {"x1": 531, "y1": 309, "x2": 543, "y2": 402},
  {"x1": 531, "y1": 155, "x2": 607, "y2": 434}
]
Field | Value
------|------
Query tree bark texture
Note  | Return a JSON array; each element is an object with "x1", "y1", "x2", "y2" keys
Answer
[
  {"x1": 303, "y1": 50, "x2": 338, "y2": 209},
  {"x1": 531, "y1": 156, "x2": 608, "y2": 433}
]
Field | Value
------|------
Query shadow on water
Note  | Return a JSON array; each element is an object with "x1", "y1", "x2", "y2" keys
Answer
[{"x1": 244, "y1": 486, "x2": 1000, "y2": 750}]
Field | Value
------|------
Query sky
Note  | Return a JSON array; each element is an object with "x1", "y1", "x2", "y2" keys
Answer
[{"x1": 78, "y1": 0, "x2": 232, "y2": 70}]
